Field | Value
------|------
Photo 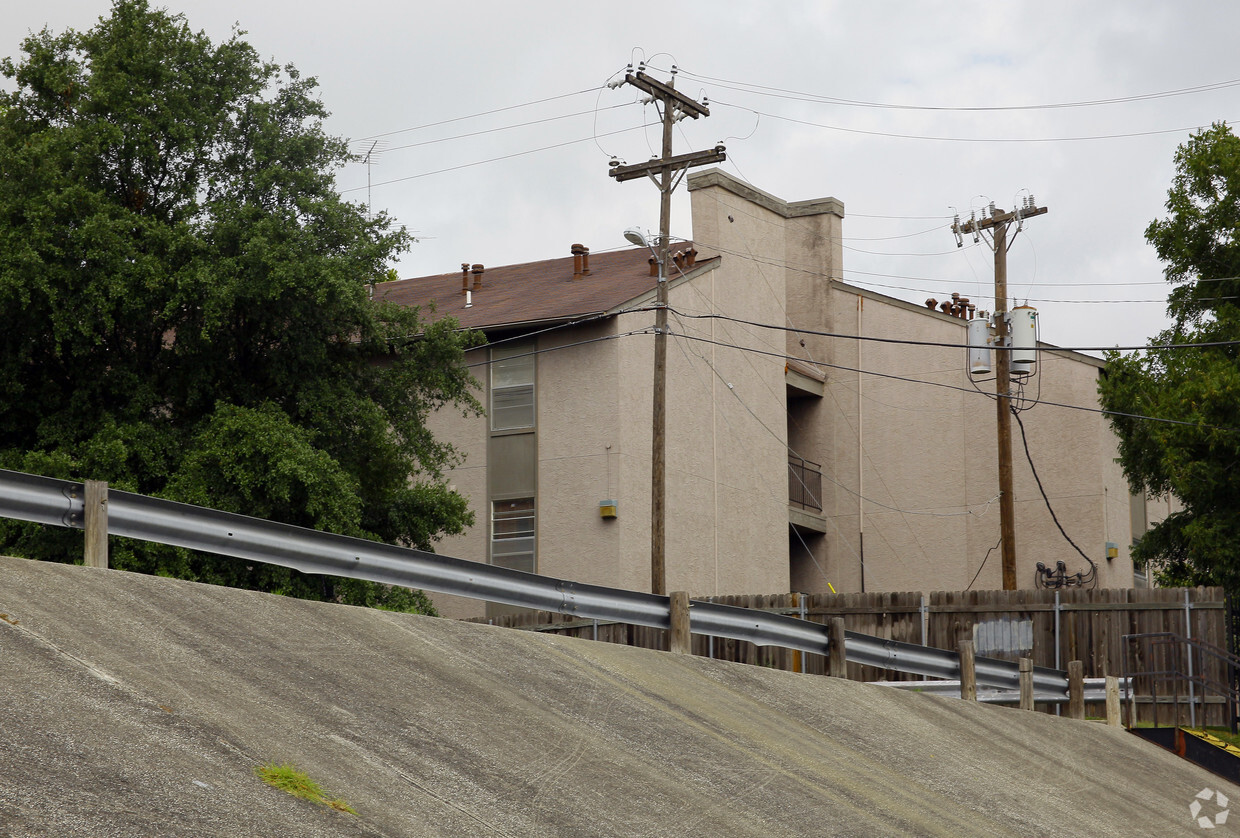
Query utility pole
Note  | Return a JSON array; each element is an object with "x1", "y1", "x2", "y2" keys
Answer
[
  {"x1": 953, "y1": 201, "x2": 1047, "y2": 590},
  {"x1": 609, "y1": 67, "x2": 724, "y2": 596}
]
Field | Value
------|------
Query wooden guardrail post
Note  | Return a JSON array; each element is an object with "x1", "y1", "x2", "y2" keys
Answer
[
  {"x1": 958, "y1": 639, "x2": 977, "y2": 701},
  {"x1": 1067, "y1": 661, "x2": 1084, "y2": 719},
  {"x1": 84, "y1": 480, "x2": 108, "y2": 569},
  {"x1": 669, "y1": 591, "x2": 691, "y2": 655},
  {"x1": 1019, "y1": 657, "x2": 1034, "y2": 711},
  {"x1": 1105, "y1": 675, "x2": 1122, "y2": 727},
  {"x1": 828, "y1": 617, "x2": 847, "y2": 678}
]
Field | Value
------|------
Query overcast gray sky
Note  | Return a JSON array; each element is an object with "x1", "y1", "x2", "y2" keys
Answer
[{"x1": 5, "y1": 1, "x2": 1238, "y2": 352}]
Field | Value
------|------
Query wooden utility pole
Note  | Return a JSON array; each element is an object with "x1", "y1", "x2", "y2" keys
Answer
[
  {"x1": 610, "y1": 69, "x2": 723, "y2": 596},
  {"x1": 953, "y1": 201, "x2": 1047, "y2": 590}
]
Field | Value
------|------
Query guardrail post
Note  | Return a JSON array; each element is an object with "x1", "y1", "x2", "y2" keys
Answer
[
  {"x1": 1067, "y1": 661, "x2": 1084, "y2": 719},
  {"x1": 1019, "y1": 657, "x2": 1034, "y2": 711},
  {"x1": 84, "y1": 480, "x2": 108, "y2": 569},
  {"x1": 1105, "y1": 675, "x2": 1121, "y2": 727},
  {"x1": 828, "y1": 617, "x2": 847, "y2": 678},
  {"x1": 958, "y1": 639, "x2": 977, "y2": 701},
  {"x1": 669, "y1": 591, "x2": 691, "y2": 655}
]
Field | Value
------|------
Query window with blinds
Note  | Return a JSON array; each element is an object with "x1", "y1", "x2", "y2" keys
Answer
[
  {"x1": 490, "y1": 343, "x2": 534, "y2": 431},
  {"x1": 491, "y1": 497, "x2": 535, "y2": 573}
]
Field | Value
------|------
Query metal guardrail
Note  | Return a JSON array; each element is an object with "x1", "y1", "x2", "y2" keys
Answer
[
  {"x1": 876, "y1": 677, "x2": 1129, "y2": 705},
  {"x1": 0, "y1": 468, "x2": 1067, "y2": 696}
]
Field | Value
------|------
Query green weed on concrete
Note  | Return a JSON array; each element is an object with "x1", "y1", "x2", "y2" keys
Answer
[{"x1": 255, "y1": 763, "x2": 357, "y2": 815}]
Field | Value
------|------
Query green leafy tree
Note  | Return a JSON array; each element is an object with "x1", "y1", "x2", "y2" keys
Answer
[
  {"x1": 0, "y1": 0, "x2": 481, "y2": 613},
  {"x1": 1099, "y1": 122, "x2": 1240, "y2": 591}
]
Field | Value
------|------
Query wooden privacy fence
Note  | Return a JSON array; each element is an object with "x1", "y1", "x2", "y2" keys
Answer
[{"x1": 472, "y1": 587, "x2": 1228, "y2": 723}]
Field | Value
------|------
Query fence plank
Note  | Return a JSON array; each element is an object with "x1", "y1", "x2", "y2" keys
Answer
[{"x1": 467, "y1": 587, "x2": 1228, "y2": 722}]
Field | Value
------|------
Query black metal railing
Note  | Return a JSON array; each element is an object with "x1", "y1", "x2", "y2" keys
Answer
[
  {"x1": 788, "y1": 455, "x2": 822, "y2": 512},
  {"x1": 1123, "y1": 631, "x2": 1240, "y2": 732}
]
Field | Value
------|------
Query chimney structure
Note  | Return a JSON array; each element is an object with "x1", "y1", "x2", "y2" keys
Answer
[
  {"x1": 461, "y1": 263, "x2": 470, "y2": 296},
  {"x1": 926, "y1": 293, "x2": 975, "y2": 319},
  {"x1": 471, "y1": 264, "x2": 484, "y2": 290}
]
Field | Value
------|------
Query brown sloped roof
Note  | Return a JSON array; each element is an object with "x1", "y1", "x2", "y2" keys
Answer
[{"x1": 375, "y1": 246, "x2": 712, "y2": 331}]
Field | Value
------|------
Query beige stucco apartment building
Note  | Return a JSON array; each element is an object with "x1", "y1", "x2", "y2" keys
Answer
[{"x1": 378, "y1": 170, "x2": 1150, "y2": 619}]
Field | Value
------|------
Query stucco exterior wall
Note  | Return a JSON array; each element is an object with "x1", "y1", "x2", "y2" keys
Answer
[
  {"x1": 817, "y1": 286, "x2": 1137, "y2": 594},
  {"x1": 535, "y1": 319, "x2": 624, "y2": 590},
  {"x1": 426, "y1": 254, "x2": 792, "y2": 616},
  {"x1": 422, "y1": 171, "x2": 1148, "y2": 618},
  {"x1": 422, "y1": 344, "x2": 488, "y2": 619}
]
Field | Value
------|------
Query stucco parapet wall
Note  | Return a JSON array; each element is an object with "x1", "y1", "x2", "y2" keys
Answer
[
  {"x1": 830, "y1": 278, "x2": 1106, "y2": 369},
  {"x1": 688, "y1": 168, "x2": 844, "y2": 219}
]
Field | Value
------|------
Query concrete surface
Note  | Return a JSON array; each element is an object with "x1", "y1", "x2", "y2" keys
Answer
[{"x1": 0, "y1": 555, "x2": 1232, "y2": 837}]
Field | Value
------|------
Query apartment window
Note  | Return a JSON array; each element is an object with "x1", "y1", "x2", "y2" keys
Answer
[
  {"x1": 491, "y1": 498, "x2": 535, "y2": 573},
  {"x1": 490, "y1": 343, "x2": 535, "y2": 431}
]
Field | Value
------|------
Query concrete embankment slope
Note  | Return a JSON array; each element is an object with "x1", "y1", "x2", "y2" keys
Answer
[{"x1": 0, "y1": 555, "x2": 1229, "y2": 837}]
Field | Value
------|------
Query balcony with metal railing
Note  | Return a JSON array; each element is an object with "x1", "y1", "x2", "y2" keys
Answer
[{"x1": 788, "y1": 454, "x2": 822, "y2": 513}]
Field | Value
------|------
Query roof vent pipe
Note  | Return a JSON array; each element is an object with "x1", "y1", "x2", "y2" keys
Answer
[{"x1": 571, "y1": 243, "x2": 584, "y2": 280}]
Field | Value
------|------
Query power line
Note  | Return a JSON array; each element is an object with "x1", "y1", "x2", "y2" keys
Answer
[
  {"x1": 693, "y1": 236, "x2": 1239, "y2": 297},
  {"x1": 462, "y1": 327, "x2": 654, "y2": 370},
  {"x1": 1012, "y1": 408, "x2": 1099, "y2": 588},
  {"x1": 666, "y1": 66, "x2": 1240, "y2": 113},
  {"x1": 420, "y1": 291, "x2": 1240, "y2": 361},
  {"x1": 841, "y1": 223, "x2": 954, "y2": 242},
  {"x1": 844, "y1": 265, "x2": 1240, "y2": 288},
  {"x1": 842, "y1": 276, "x2": 1240, "y2": 305},
  {"x1": 849, "y1": 211, "x2": 955, "y2": 220},
  {"x1": 411, "y1": 302, "x2": 1238, "y2": 432},
  {"x1": 340, "y1": 122, "x2": 657, "y2": 192},
  {"x1": 684, "y1": 197, "x2": 1240, "y2": 293},
  {"x1": 664, "y1": 330, "x2": 1240, "y2": 432},
  {"x1": 965, "y1": 537, "x2": 1002, "y2": 592},
  {"x1": 463, "y1": 309, "x2": 1240, "y2": 432},
  {"x1": 353, "y1": 88, "x2": 599, "y2": 141},
  {"x1": 664, "y1": 306, "x2": 1240, "y2": 354},
  {"x1": 844, "y1": 242, "x2": 982, "y2": 257},
  {"x1": 377, "y1": 103, "x2": 637, "y2": 154},
  {"x1": 713, "y1": 102, "x2": 1226, "y2": 144},
  {"x1": 670, "y1": 302, "x2": 981, "y2": 520}
]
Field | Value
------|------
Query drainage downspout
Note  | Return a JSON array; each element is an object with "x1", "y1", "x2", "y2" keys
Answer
[{"x1": 857, "y1": 295, "x2": 866, "y2": 592}]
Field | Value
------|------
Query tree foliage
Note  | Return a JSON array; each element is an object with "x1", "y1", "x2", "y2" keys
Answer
[
  {"x1": 0, "y1": 1, "x2": 481, "y2": 613},
  {"x1": 1099, "y1": 123, "x2": 1240, "y2": 591}
]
